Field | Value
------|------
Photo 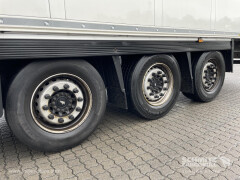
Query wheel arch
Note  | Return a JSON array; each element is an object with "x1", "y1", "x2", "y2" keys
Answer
[
  {"x1": 175, "y1": 50, "x2": 231, "y2": 94},
  {"x1": 0, "y1": 50, "x2": 233, "y2": 113},
  {"x1": 0, "y1": 56, "x2": 129, "y2": 112}
]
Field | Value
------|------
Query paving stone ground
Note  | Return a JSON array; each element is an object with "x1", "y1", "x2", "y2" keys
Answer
[{"x1": 1, "y1": 65, "x2": 240, "y2": 180}]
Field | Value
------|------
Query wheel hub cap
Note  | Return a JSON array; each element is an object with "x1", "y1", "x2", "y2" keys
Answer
[
  {"x1": 143, "y1": 63, "x2": 173, "y2": 106},
  {"x1": 202, "y1": 61, "x2": 218, "y2": 91},
  {"x1": 49, "y1": 90, "x2": 77, "y2": 117},
  {"x1": 36, "y1": 79, "x2": 84, "y2": 125}
]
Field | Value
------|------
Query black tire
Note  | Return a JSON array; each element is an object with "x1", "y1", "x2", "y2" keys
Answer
[
  {"x1": 191, "y1": 51, "x2": 225, "y2": 102},
  {"x1": 5, "y1": 60, "x2": 106, "y2": 152},
  {"x1": 129, "y1": 55, "x2": 181, "y2": 120}
]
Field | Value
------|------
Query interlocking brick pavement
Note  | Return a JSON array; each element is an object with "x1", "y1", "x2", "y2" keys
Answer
[{"x1": 1, "y1": 65, "x2": 240, "y2": 180}]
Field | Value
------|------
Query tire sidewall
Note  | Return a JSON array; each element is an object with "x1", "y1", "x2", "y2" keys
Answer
[
  {"x1": 130, "y1": 55, "x2": 181, "y2": 119},
  {"x1": 6, "y1": 60, "x2": 106, "y2": 151},
  {"x1": 194, "y1": 51, "x2": 225, "y2": 102}
]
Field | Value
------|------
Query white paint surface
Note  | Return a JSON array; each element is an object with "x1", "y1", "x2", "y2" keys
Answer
[
  {"x1": 162, "y1": 0, "x2": 212, "y2": 30},
  {"x1": 49, "y1": 0, "x2": 65, "y2": 19},
  {"x1": 0, "y1": 0, "x2": 50, "y2": 18},
  {"x1": 64, "y1": 0, "x2": 155, "y2": 26},
  {"x1": 0, "y1": 0, "x2": 240, "y2": 34},
  {"x1": 215, "y1": 0, "x2": 240, "y2": 32}
]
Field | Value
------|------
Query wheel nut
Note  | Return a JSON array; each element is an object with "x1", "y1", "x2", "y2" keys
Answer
[
  {"x1": 147, "y1": 86, "x2": 150, "y2": 90},
  {"x1": 154, "y1": 95, "x2": 159, "y2": 99},
  {"x1": 69, "y1": 115, "x2": 74, "y2": 120},
  {"x1": 48, "y1": 114, "x2": 54, "y2": 120},
  {"x1": 157, "y1": 71, "x2": 162, "y2": 74},
  {"x1": 160, "y1": 93, "x2": 164, "y2": 96},
  {"x1": 42, "y1": 105, "x2": 49, "y2": 110},
  {"x1": 164, "y1": 80, "x2": 168, "y2": 83},
  {"x1": 76, "y1": 107, "x2": 81, "y2": 112},
  {"x1": 163, "y1": 88, "x2": 168, "y2": 91},
  {"x1": 152, "y1": 73, "x2": 156, "y2": 77},
  {"x1": 44, "y1": 94, "x2": 51, "y2": 99},
  {"x1": 77, "y1": 97, "x2": 83, "y2": 102},
  {"x1": 73, "y1": 88, "x2": 79, "y2": 93},
  {"x1": 150, "y1": 93, "x2": 154, "y2": 96},
  {"x1": 64, "y1": 84, "x2": 70, "y2": 89},
  {"x1": 53, "y1": 86, "x2": 59, "y2": 91},
  {"x1": 58, "y1": 118, "x2": 64, "y2": 123}
]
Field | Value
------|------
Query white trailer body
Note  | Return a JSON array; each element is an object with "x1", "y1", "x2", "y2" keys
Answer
[
  {"x1": 0, "y1": 0, "x2": 240, "y2": 40},
  {"x1": 0, "y1": 0, "x2": 239, "y2": 151}
]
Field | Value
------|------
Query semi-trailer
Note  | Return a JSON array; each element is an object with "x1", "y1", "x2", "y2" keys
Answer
[{"x1": 0, "y1": 0, "x2": 240, "y2": 151}]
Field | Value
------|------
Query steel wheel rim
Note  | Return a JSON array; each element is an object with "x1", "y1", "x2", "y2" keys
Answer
[
  {"x1": 30, "y1": 73, "x2": 92, "y2": 134},
  {"x1": 202, "y1": 59, "x2": 219, "y2": 92},
  {"x1": 142, "y1": 63, "x2": 174, "y2": 106}
]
